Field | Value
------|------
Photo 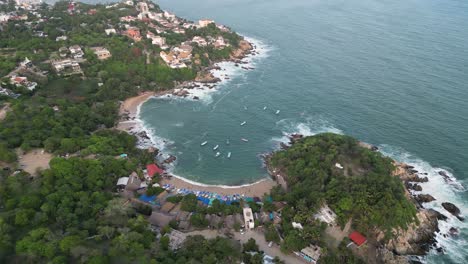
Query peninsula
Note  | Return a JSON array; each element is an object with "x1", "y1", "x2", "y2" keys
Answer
[{"x1": 0, "y1": 1, "x2": 462, "y2": 264}]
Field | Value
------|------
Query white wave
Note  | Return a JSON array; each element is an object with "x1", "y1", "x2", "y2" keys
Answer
[
  {"x1": 378, "y1": 145, "x2": 468, "y2": 263},
  {"x1": 155, "y1": 36, "x2": 273, "y2": 104},
  {"x1": 272, "y1": 117, "x2": 343, "y2": 147}
]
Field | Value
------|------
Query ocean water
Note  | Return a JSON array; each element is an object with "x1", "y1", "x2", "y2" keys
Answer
[{"x1": 85, "y1": 0, "x2": 467, "y2": 261}]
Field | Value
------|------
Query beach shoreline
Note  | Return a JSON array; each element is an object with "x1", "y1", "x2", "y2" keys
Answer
[{"x1": 116, "y1": 38, "x2": 277, "y2": 196}]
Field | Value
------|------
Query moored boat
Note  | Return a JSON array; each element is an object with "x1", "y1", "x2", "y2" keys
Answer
[
  {"x1": 275, "y1": 110, "x2": 280, "y2": 115},
  {"x1": 227, "y1": 152, "x2": 232, "y2": 158},
  {"x1": 213, "y1": 145, "x2": 219, "y2": 150},
  {"x1": 201, "y1": 141, "x2": 208, "y2": 146},
  {"x1": 241, "y1": 138, "x2": 249, "y2": 142},
  {"x1": 215, "y1": 152, "x2": 221, "y2": 157},
  {"x1": 240, "y1": 121, "x2": 246, "y2": 126}
]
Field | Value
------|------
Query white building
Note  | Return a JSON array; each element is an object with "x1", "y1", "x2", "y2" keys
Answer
[
  {"x1": 0, "y1": 13, "x2": 10, "y2": 22},
  {"x1": 243, "y1": 207, "x2": 255, "y2": 229},
  {"x1": 192, "y1": 36, "x2": 208, "y2": 47},
  {"x1": 56, "y1": 36, "x2": 67, "y2": 41},
  {"x1": 105, "y1": 28, "x2": 117, "y2": 35},
  {"x1": 91, "y1": 47, "x2": 111, "y2": 60},
  {"x1": 163, "y1": 11, "x2": 175, "y2": 20},
  {"x1": 137, "y1": 1, "x2": 149, "y2": 13},
  {"x1": 69, "y1": 45, "x2": 84, "y2": 59},
  {"x1": 300, "y1": 245, "x2": 322, "y2": 263},
  {"x1": 198, "y1": 19, "x2": 214, "y2": 28},
  {"x1": 313, "y1": 204, "x2": 337, "y2": 225}
]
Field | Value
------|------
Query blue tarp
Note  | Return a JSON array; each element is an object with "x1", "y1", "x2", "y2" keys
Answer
[{"x1": 139, "y1": 194, "x2": 156, "y2": 203}]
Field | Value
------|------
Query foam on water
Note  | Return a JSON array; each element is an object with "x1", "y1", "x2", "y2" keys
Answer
[
  {"x1": 379, "y1": 144, "x2": 468, "y2": 263},
  {"x1": 272, "y1": 116, "x2": 343, "y2": 146},
  {"x1": 154, "y1": 36, "x2": 273, "y2": 104}
]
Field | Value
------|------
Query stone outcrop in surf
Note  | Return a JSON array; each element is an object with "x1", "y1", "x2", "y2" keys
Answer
[
  {"x1": 383, "y1": 209, "x2": 445, "y2": 256},
  {"x1": 441, "y1": 202, "x2": 465, "y2": 221}
]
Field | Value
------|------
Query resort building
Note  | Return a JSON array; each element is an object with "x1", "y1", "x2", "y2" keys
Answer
[
  {"x1": 120, "y1": 16, "x2": 137, "y2": 22},
  {"x1": 126, "y1": 172, "x2": 141, "y2": 191},
  {"x1": 123, "y1": 27, "x2": 142, "y2": 42},
  {"x1": 136, "y1": 1, "x2": 149, "y2": 13},
  {"x1": 51, "y1": 59, "x2": 82, "y2": 75},
  {"x1": 213, "y1": 36, "x2": 229, "y2": 49},
  {"x1": 9, "y1": 76, "x2": 37, "y2": 91},
  {"x1": 299, "y1": 245, "x2": 322, "y2": 263},
  {"x1": 349, "y1": 231, "x2": 367, "y2": 247},
  {"x1": 243, "y1": 207, "x2": 255, "y2": 229},
  {"x1": 198, "y1": 19, "x2": 214, "y2": 28},
  {"x1": 159, "y1": 51, "x2": 187, "y2": 69},
  {"x1": 163, "y1": 10, "x2": 175, "y2": 20},
  {"x1": 146, "y1": 163, "x2": 164, "y2": 178},
  {"x1": 91, "y1": 47, "x2": 112, "y2": 60},
  {"x1": 146, "y1": 32, "x2": 168, "y2": 49},
  {"x1": 192, "y1": 36, "x2": 208, "y2": 47},
  {"x1": 69, "y1": 45, "x2": 84, "y2": 59}
]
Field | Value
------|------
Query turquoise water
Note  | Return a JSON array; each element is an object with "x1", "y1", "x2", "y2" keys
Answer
[
  {"x1": 82, "y1": 0, "x2": 468, "y2": 261},
  {"x1": 138, "y1": 0, "x2": 468, "y2": 262}
]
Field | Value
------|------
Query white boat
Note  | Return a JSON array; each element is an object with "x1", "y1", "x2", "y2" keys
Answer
[
  {"x1": 201, "y1": 141, "x2": 208, "y2": 146},
  {"x1": 226, "y1": 139, "x2": 230, "y2": 145},
  {"x1": 275, "y1": 110, "x2": 280, "y2": 115},
  {"x1": 213, "y1": 145, "x2": 219, "y2": 150},
  {"x1": 240, "y1": 121, "x2": 246, "y2": 126},
  {"x1": 227, "y1": 152, "x2": 231, "y2": 158},
  {"x1": 263, "y1": 106, "x2": 267, "y2": 110},
  {"x1": 241, "y1": 138, "x2": 249, "y2": 142},
  {"x1": 215, "y1": 152, "x2": 221, "y2": 157}
]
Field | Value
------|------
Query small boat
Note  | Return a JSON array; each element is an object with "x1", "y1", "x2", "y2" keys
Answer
[
  {"x1": 241, "y1": 138, "x2": 249, "y2": 142},
  {"x1": 263, "y1": 106, "x2": 267, "y2": 110},
  {"x1": 213, "y1": 145, "x2": 219, "y2": 150},
  {"x1": 227, "y1": 152, "x2": 231, "y2": 158},
  {"x1": 240, "y1": 121, "x2": 246, "y2": 126},
  {"x1": 215, "y1": 152, "x2": 221, "y2": 157},
  {"x1": 226, "y1": 139, "x2": 230, "y2": 145},
  {"x1": 201, "y1": 141, "x2": 208, "y2": 146},
  {"x1": 275, "y1": 110, "x2": 280, "y2": 115}
]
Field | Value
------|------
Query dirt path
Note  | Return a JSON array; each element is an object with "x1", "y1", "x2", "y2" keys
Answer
[{"x1": 234, "y1": 230, "x2": 305, "y2": 264}]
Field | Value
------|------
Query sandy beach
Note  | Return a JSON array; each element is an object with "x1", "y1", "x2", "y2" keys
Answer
[
  {"x1": 161, "y1": 176, "x2": 277, "y2": 197},
  {"x1": 116, "y1": 91, "x2": 156, "y2": 131}
]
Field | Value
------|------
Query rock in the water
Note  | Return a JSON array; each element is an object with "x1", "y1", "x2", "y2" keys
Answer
[
  {"x1": 164, "y1": 155, "x2": 177, "y2": 164},
  {"x1": 441, "y1": 202, "x2": 465, "y2": 221},
  {"x1": 193, "y1": 96, "x2": 199, "y2": 100},
  {"x1": 449, "y1": 227, "x2": 459, "y2": 236},
  {"x1": 415, "y1": 194, "x2": 436, "y2": 203}
]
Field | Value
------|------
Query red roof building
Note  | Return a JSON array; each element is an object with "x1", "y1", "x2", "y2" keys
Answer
[
  {"x1": 146, "y1": 164, "x2": 164, "y2": 178},
  {"x1": 349, "y1": 231, "x2": 367, "y2": 247}
]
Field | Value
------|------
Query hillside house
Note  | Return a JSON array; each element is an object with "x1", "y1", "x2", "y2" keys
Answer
[{"x1": 91, "y1": 47, "x2": 111, "y2": 60}]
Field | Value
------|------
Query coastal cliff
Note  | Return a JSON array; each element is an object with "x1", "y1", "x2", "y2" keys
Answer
[{"x1": 265, "y1": 133, "x2": 452, "y2": 263}]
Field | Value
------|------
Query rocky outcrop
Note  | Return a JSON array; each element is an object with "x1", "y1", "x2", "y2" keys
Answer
[
  {"x1": 172, "y1": 89, "x2": 189, "y2": 97},
  {"x1": 415, "y1": 194, "x2": 436, "y2": 203},
  {"x1": 195, "y1": 71, "x2": 221, "y2": 83},
  {"x1": 376, "y1": 248, "x2": 409, "y2": 264},
  {"x1": 164, "y1": 155, "x2": 177, "y2": 164},
  {"x1": 385, "y1": 209, "x2": 443, "y2": 256},
  {"x1": 230, "y1": 40, "x2": 253, "y2": 60},
  {"x1": 441, "y1": 202, "x2": 464, "y2": 221}
]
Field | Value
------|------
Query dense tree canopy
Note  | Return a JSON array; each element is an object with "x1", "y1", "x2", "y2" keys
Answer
[{"x1": 271, "y1": 133, "x2": 417, "y2": 238}]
